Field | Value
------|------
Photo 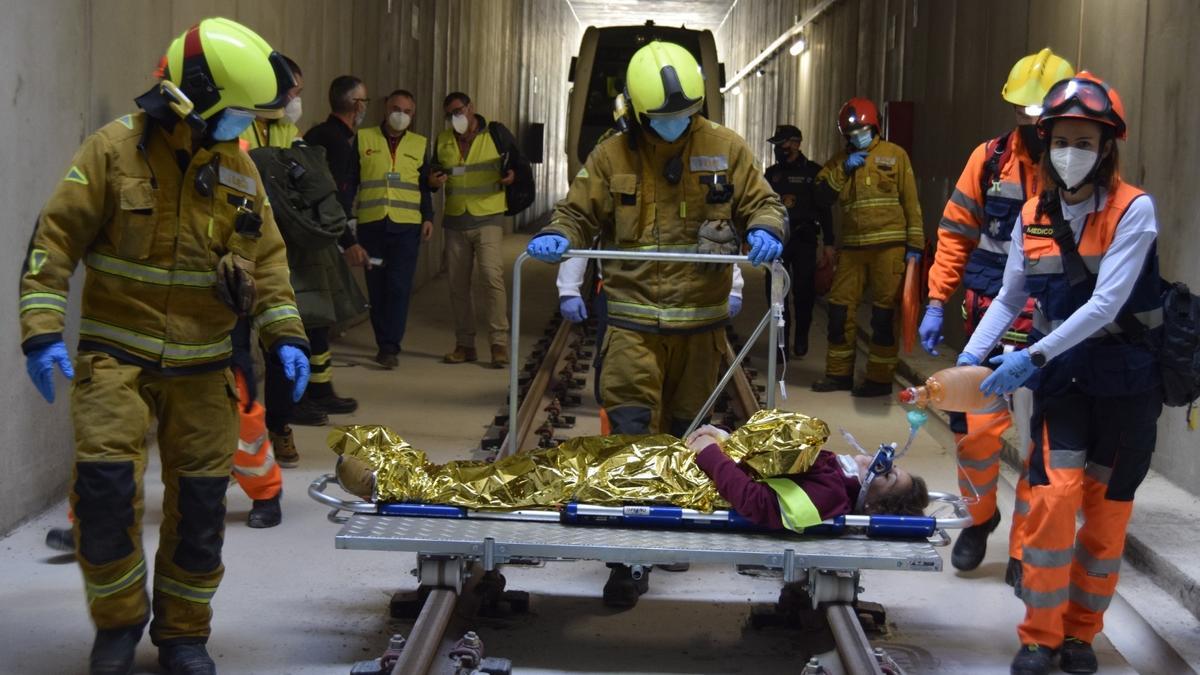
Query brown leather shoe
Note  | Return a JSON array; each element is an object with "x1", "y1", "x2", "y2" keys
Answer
[
  {"x1": 443, "y1": 345, "x2": 478, "y2": 364},
  {"x1": 271, "y1": 427, "x2": 299, "y2": 468},
  {"x1": 490, "y1": 344, "x2": 509, "y2": 369}
]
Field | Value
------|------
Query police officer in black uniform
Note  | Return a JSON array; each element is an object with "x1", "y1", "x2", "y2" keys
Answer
[{"x1": 765, "y1": 125, "x2": 834, "y2": 357}]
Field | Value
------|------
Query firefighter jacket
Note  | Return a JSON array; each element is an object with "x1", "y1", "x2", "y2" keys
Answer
[
  {"x1": 542, "y1": 116, "x2": 786, "y2": 333},
  {"x1": 816, "y1": 137, "x2": 923, "y2": 251},
  {"x1": 240, "y1": 118, "x2": 299, "y2": 151},
  {"x1": 19, "y1": 111, "x2": 308, "y2": 373},
  {"x1": 931, "y1": 130, "x2": 1040, "y2": 302},
  {"x1": 1021, "y1": 182, "x2": 1162, "y2": 396},
  {"x1": 436, "y1": 118, "x2": 507, "y2": 217}
]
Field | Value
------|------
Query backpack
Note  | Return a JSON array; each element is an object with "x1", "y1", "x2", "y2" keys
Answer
[
  {"x1": 1156, "y1": 282, "x2": 1200, "y2": 408},
  {"x1": 248, "y1": 143, "x2": 346, "y2": 249},
  {"x1": 487, "y1": 122, "x2": 536, "y2": 216}
]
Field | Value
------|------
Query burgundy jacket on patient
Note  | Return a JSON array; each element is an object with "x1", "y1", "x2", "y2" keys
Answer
[{"x1": 694, "y1": 446, "x2": 862, "y2": 530}]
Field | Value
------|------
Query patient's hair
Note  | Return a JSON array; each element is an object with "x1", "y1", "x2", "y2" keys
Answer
[{"x1": 863, "y1": 475, "x2": 929, "y2": 516}]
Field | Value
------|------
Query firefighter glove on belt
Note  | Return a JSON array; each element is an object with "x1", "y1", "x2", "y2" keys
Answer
[
  {"x1": 919, "y1": 304, "x2": 944, "y2": 355},
  {"x1": 697, "y1": 219, "x2": 740, "y2": 271},
  {"x1": 746, "y1": 229, "x2": 783, "y2": 266},
  {"x1": 26, "y1": 341, "x2": 73, "y2": 403},
  {"x1": 560, "y1": 296, "x2": 588, "y2": 323},
  {"x1": 843, "y1": 151, "x2": 868, "y2": 173},
  {"x1": 215, "y1": 252, "x2": 257, "y2": 316},
  {"x1": 956, "y1": 352, "x2": 981, "y2": 367},
  {"x1": 528, "y1": 234, "x2": 569, "y2": 263},
  {"x1": 729, "y1": 295, "x2": 742, "y2": 317},
  {"x1": 277, "y1": 345, "x2": 310, "y2": 402},
  {"x1": 981, "y1": 350, "x2": 1035, "y2": 396}
]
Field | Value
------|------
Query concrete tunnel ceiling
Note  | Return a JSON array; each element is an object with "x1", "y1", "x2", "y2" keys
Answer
[{"x1": 566, "y1": 0, "x2": 736, "y2": 33}]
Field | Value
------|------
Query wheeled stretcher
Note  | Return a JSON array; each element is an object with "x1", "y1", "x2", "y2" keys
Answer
[{"x1": 315, "y1": 251, "x2": 971, "y2": 675}]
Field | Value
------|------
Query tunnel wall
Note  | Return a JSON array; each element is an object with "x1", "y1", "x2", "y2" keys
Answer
[
  {"x1": 0, "y1": 0, "x2": 579, "y2": 534},
  {"x1": 718, "y1": 0, "x2": 1200, "y2": 495}
]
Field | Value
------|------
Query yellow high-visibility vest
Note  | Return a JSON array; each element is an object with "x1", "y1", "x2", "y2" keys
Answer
[
  {"x1": 435, "y1": 127, "x2": 506, "y2": 217},
  {"x1": 356, "y1": 127, "x2": 427, "y2": 224}
]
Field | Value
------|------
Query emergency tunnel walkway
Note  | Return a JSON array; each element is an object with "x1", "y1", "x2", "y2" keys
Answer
[{"x1": 0, "y1": 231, "x2": 1197, "y2": 674}]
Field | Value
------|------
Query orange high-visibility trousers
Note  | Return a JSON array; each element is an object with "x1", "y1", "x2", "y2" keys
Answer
[
  {"x1": 954, "y1": 409, "x2": 1029, "y2": 559},
  {"x1": 1017, "y1": 388, "x2": 1159, "y2": 647},
  {"x1": 231, "y1": 371, "x2": 281, "y2": 501}
]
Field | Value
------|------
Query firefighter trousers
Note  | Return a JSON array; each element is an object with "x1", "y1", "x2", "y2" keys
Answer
[
  {"x1": 599, "y1": 325, "x2": 724, "y2": 436},
  {"x1": 69, "y1": 351, "x2": 238, "y2": 645},
  {"x1": 1018, "y1": 385, "x2": 1160, "y2": 647},
  {"x1": 824, "y1": 245, "x2": 904, "y2": 383}
]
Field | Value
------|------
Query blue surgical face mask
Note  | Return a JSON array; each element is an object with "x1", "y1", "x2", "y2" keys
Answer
[
  {"x1": 210, "y1": 108, "x2": 257, "y2": 141},
  {"x1": 849, "y1": 127, "x2": 873, "y2": 150},
  {"x1": 648, "y1": 114, "x2": 691, "y2": 143}
]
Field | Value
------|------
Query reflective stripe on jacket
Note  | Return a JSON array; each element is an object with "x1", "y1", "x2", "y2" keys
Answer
[
  {"x1": 541, "y1": 116, "x2": 786, "y2": 333},
  {"x1": 356, "y1": 127, "x2": 426, "y2": 224},
  {"x1": 816, "y1": 137, "x2": 923, "y2": 251},
  {"x1": 19, "y1": 112, "x2": 306, "y2": 372},
  {"x1": 436, "y1": 125, "x2": 505, "y2": 217}
]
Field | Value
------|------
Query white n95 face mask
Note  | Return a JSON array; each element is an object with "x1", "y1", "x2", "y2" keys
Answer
[
  {"x1": 451, "y1": 113, "x2": 469, "y2": 134},
  {"x1": 388, "y1": 111, "x2": 411, "y2": 132},
  {"x1": 284, "y1": 97, "x2": 302, "y2": 124},
  {"x1": 1050, "y1": 147, "x2": 1099, "y2": 190}
]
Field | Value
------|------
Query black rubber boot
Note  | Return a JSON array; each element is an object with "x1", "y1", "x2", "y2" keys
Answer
[
  {"x1": 951, "y1": 510, "x2": 1001, "y2": 571},
  {"x1": 247, "y1": 493, "x2": 282, "y2": 529},
  {"x1": 45, "y1": 526, "x2": 74, "y2": 552},
  {"x1": 1010, "y1": 644, "x2": 1056, "y2": 675},
  {"x1": 89, "y1": 623, "x2": 144, "y2": 675},
  {"x1": 602, "y1": 565, "x2": 650, "y2": 609},
  {"x1": 158, "y1": 643, "x2": 216, "y2": 675},
  {"x1": 851, "y1": 380, "x2": 893, "y2": 398},
  {"x1": 289, "y1": 396, "x2": 329, "y2": 427},
  {"x1": 1059, "y1": 637, "x2": 1098, "y2": 674},
  {"x1": 1005, "y1": 556, "x2": 1024, "y2": 598},
  {"x1": 309, "y1": 391, "x2": 359, "y2": 415},
  {"x1": 811, "y1": 375, "x2": 853, "y2": 392}
]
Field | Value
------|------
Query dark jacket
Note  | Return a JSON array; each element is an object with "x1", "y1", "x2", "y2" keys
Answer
[
  {"x1": 766, "y1": 154, "x2": 833, "y2": 246},
  {"x1": 304, "y1": 114, "x2": 359, "y2": 246}
]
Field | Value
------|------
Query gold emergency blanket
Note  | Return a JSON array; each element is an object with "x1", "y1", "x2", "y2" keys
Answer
[{"x1": 328, "y1": 409, "x2": 830, "y2": 512}]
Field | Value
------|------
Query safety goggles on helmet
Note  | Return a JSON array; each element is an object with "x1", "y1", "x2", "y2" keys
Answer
[{"x1": 1042, "y1": 78, "x2": 1113, "y2": 119}]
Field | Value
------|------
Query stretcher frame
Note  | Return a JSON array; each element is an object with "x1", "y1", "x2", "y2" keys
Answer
[{"x1": 506, "y1": 249, "x2": 790, "y2": 457}]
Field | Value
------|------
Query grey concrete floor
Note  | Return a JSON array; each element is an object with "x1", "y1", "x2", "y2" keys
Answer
[{"x1": 1, "y1": 235, "x2": 1197, "y2": 674}]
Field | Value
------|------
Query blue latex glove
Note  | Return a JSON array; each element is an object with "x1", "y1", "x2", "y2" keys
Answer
[
  {"x1": 980, "y1": 350, "x2": 1036, "y2": 397},
  {"x1": 843, "y1": 151, "x2": 868, "y2": 173},
  {"x1": 956, "y1": 352, "x2": 982, "y2": 367},
  {"x1": 276, "y1": 345, "x2": 310, "y2": 402},
  {"x1": 560, "y1": 296, "x2": 588, "y2": 323},
  {"x1": 746, "y1": 229, "x2": 783, "y2": 266},
  {"x1": 919, "y1": 304, "x2": 944, "y2": 355},
  {"x1": 906, "y1": 249, "x2": 922, "y2": 264},
  {"x1": 527, "y1": 234, "x2": 569, "y2": 263},
  {"x1": 729, "y1": 295, "x2": 743, "y2": 317},
  {"x1": 26, "y1": 341, "x2": 74, "y2": 403}
]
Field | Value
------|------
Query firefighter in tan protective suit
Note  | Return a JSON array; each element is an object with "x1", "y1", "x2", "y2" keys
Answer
[
  {"x1": 19, "y1": 18, "x2": 309, "y2": 675},
  {"x1": 527, "y1": 41, "x2": 785, "y2": 608}
]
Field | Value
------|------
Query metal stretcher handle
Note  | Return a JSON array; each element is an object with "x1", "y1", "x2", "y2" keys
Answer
[
  {"x1": 509, "y1": 250, "x2": 790, "y2": 457},
  {"x1": 308, "y1": 474, "x2": 377, "y2": 523}
]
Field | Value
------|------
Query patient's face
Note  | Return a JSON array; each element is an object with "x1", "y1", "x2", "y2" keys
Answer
[{"x1": 865, "y1": 466, "x2": 913, "y2": 502}]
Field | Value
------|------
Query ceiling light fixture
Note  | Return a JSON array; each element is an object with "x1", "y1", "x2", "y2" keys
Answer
[{"x1": 789, "y1": 36, "x2": 807, "y2": 55}]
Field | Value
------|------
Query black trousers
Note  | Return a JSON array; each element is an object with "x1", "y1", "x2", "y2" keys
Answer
[
  {"x1": 358, "y1": 221, "x2": 422, "y2": 354},
  {"x1": 764, "y1": 238, "x2": 818, "y2": 352}
]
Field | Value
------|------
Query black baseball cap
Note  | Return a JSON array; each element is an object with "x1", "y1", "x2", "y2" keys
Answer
[{"x1": 767, "y1": 124, "x2": 803, "y2": 145}]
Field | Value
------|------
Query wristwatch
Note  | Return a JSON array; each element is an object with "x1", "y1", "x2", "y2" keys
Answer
[{"x1": 1029, "y1": 349, "x2": 1047, "y2": 368}]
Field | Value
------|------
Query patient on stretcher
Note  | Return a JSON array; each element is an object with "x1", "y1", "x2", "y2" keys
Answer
[{"x1": 686, "y1": 425, "x2": 929, "y2": 532}]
